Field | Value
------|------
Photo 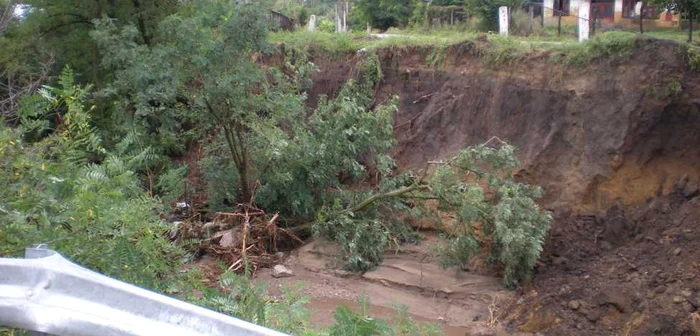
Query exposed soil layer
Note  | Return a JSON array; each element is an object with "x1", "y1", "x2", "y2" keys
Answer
[{"x1": 301, "y1": 37, "x2": 700, "y2": 335}]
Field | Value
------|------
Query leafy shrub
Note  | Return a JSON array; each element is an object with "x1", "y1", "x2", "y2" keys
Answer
[
  {"x1": 0, "y1": 68, "x2": 183, "y2": 290},
  {"x1": 558, "y1": 31, "x2": 637, "y2": 67},
  {"x1": 510, "y1": 9, "x2": 544, "y2": 37},
  {"x1": 466, "y1": 0, "x2": 522, "y2": 32},
  {"x1": 318, "y1": 19, "x2": 336, "y2": 33},
  {"x1": 314, "y1": 141, "x2": 551, "y2": 287},
  {"x1": 688, "y1": 47, "x2": 700, "y2": 71}
]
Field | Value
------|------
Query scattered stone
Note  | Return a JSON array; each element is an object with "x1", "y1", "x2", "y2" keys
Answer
[
  {"x1": 272, "y1": 264, "x2": 294, "y2": 278},
  {"x1": 682, "y1": 183, "x2": 699, "y2": 198},
  {"x1": 583, "y1": 275, "x2": 590, "y2": 280},
  {"x1": 687, "y1": 292, "x2": 699, "y2": 308},
  {"x1": 672, "y1": 296, "x2": 686, "y2": 304},
  {"x1": 583, "y1": 308, "x2": 602, "y2": 323},
  {"x1": 596, "y1": 287, "x2": 633, "y2": 313},
  {"x1": 655, "y1": 285, "x2": 667, "y2": 294},
  {"x1": 681, "y1": 290, "x2": 693, "y2": 297},
  {"x1": 576, "y1": 323, "x2": 584, "y2": 330},
  {"x1": 219, "y1": 230, "x2": 235, "y2": 248},
  {"x1": 674, "y1": 248, "x2": 682, "y2": 256},
  {"x1": 568, "y1": 300, "x2": 582, "y2": 310},
  {"x1": 682, "y1": 301, "x2": 696, "y2": 313},
  {"x1": 553, "y1": 257, "x2": 569, "y2": 266}
]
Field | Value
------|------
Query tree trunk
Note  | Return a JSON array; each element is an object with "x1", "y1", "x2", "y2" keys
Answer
[
  {"x1": 639, "y1": 2, "x2": 644, "y2": 34},
  {"x1": 690, "y1": 10, "x2": 694, "y2": 43},
  {"x1": 131, "y1": 0, "x2": 151, "y2": 45}
]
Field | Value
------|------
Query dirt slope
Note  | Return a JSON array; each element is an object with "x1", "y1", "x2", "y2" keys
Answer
[{"x1": 303, "y1": 37, "x2": 700, "y2": 335}]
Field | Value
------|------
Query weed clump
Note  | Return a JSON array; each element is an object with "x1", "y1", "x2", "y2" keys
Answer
[{"x1": 555, "y1": 31, "x2": 638, "y2": 67}]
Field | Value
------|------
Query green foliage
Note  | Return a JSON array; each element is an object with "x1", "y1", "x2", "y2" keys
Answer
[
  {"x1": 318, "y1": 18, "x2": 336, "y2": 33},
  {"x1": 202, "y1": 272, "x2": 442, "y2": 335},
  {"x1": 206, "y1": 270, "x2": 312, "y2": 335},
  {"x1": 466, "y1": 0, "x2": 522, "y2": 32},
  {"x1": 314, "y1": 141, "x2": 551, "y2": 287},
  {"x1": 327, "y1": 296, "x2": 443, "y2": 336},
  {"x1": 255, "y1": 53, "x2": 395, "y2": 218},
  {"x1": 353, "y1": 0, "x2": 417, "y2": 32},
  {"x1": 0, "y1": 69, "x2": 183, "y2": 290},
  {"x1": 426, "y1": 143, "x2": 551, "y2": 287},
  {"x1": 555, "y1": 31, "x2": 638, "y2": 67},
  {"x1": 688, "y1": 47, "x2": 700, "y2": 71},
  {"x1": 155, "y1": 165, "x2": 189, "y2": 203},
  {"x1": 478, "y1": 36, "x2": 528, "y2": 67}
]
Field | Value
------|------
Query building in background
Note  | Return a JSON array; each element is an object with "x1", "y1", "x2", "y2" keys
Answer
[{"x1": 543, "y1": 0, "x2": 679, "y2": 28}]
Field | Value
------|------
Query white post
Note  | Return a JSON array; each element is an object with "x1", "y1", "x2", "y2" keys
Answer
[
  {"x1": 307, "y1": 15, "x2": 316, "y2": 32},
  {"x1": 579, "y1": 0, "x2": 591, "y2": 42},
  {"x1": 343, "y1": 1, "x2": 348, "y2": 32},
  {"x1": 499, "y1": 6, "x2": 509, "y2": 36}
]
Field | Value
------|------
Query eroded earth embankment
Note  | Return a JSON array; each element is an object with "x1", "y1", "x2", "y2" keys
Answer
[{"x1": 300, "y1": 38, "x2": 700, "y2": 335}]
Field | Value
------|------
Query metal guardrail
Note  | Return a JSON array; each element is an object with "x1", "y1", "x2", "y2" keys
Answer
[{"x1": 0, "y1": 245, "x2": 288, "y2": 336}]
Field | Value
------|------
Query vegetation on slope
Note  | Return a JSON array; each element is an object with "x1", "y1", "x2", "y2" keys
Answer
[{"x1": 0, "y1": 0, "x2": 557, "y2": 333}]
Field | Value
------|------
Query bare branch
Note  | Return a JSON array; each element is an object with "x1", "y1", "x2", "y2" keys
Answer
[
  {"x1": 0, "y1": 51, "x2": 55, "y2": 122},
  {"x1": 0, "y1": 0, "x2": 16, "y2": 35}
]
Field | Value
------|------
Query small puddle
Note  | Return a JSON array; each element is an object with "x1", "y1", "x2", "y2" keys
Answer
[{"x1": 307, "y1": 297, "x2": 469, "y2": 336}]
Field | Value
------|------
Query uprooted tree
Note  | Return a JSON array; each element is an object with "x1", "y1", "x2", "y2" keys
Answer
[
  {"x1": 313, "y1": 138, "x2": 552, "y2": 288},
  {"x1": 92, "y1": 0, "x2": 551, "y2": 287}
]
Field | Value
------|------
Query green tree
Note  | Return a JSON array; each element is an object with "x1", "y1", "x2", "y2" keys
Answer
[
  {"x1": 353, "y1": 0, "x2": 416, "y2": 32},
  {"x1": 0, "y1": 68, "x2": 183, "y2": 290},
  {"x1": 465, "y1": 0, "x2": 522, "y2": 31},
  {"x1": 314, "y1": 139, "x2": 552, "y2": 287},
  {"x1": 650, "y1": 0, "x2": 700, "y2": 41}
]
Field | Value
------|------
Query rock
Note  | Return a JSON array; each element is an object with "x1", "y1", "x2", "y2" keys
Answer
[
  {"x1": 674, "y1": 248, "x2": 682, "y2": 256},
  {"x1": 687, "y1": 292, "x2": 699, "y2": 308},
  {"x1": 655, "y1": 285, "x2": 667, "y2": 294},
  {"x1": 275, "y1": 252, "x2": 285, "y2": 259},
  {"x1": 568, "y1": 300, "x2": 582, "y2": 310},
  {"x1": 682, "y1": 302, "x2": 696, "y2": 313},
  {"x1": 583, "y1": 308, "x2": 602, "y2": 322},
  {"x1": 600, "y1": 241, "x2": 613, "y2": 251},
  {"x1": 553, "y1": 257, "x2": 569, "y2": 266},
  {"x1": 682, "y1": 183, "x2": 699, "y2": 198},
  {"x1": 583, "y1": 275, "x2": 590, "y2": 280},
  {"x1": 681, "y1": 290, "x2": 693, "y2": 297},
  {"x1": 272, "y1": 265, "x2": 294, "y2": 278},
  {"x1": 219, "y1": 231, "x2": 235, "y2": 248},
  {"x1": 672, "y1": 296, "x2": 686, "y2": 304},
  {"x1": 596, "y1": 287, "x2": 633, "y2": 313}
]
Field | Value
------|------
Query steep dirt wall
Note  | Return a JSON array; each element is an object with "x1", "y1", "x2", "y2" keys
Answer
[
  {"x1": 296, "y1": 38, "x2": 700, "y2": 335},
  {"x1": 306, "y1": 39, "x2": 700, "y2": 216}
]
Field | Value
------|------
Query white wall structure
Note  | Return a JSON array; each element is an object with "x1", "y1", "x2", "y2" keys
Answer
[
  {"x1": 578, "y1": 0, "x2": 590, "y2": 41},
  {"x1": 499, "y1": 6, "x2": 509, "y2": 36},
  {"x1": 308, "y1": 14, "x2": 316, "y2": 32},
  {"x1": 335, "y1": 0, "x2": 348, "y2": 33}
]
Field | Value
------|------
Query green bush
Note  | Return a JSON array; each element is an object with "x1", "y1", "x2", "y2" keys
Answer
[
  {"x1": 318, "y1": 19, "x2": 336, "y2": 33},
  {"x1": 557, "y1": 31, "x2": 637, "y2": 67},
  {"x1": 0, "y1": 68, "x2": 184, "y2": 290}
]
